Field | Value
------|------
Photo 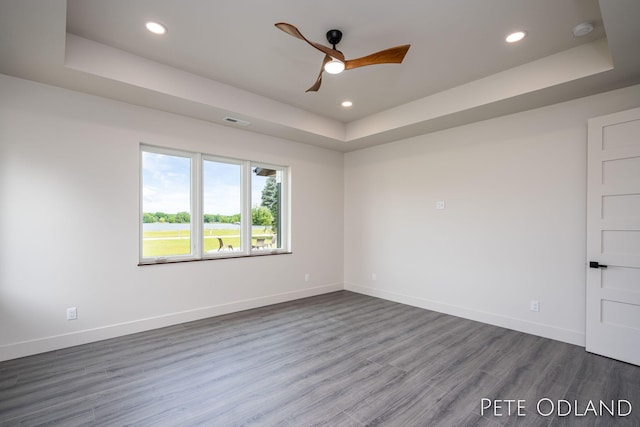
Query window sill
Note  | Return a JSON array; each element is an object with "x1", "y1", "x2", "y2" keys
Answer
[{"x1": 138, "y1": 251, "x2": 293, "y2": 266}]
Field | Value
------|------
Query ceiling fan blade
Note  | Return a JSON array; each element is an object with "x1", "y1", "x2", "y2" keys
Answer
[
  {"x1": 305, "y1": 77, "x2": 322, "y2": 93},
  {"x1": 306, "y1": 55, "x2": 332, "y2": 92},
  {"x1": 275, "y1": 22, "x2": 345, "y2": 62},
  {"x1": 344, "y1": 45, "x2": 411, "y2": 70}
]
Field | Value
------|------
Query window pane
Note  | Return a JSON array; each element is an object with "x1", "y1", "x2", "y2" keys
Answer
[
  {"x1": 251, "y1": 166, "x2": 282, "y2": 251},
  {"x1": 203, "y1": 160, "x2": 242, "y2": 254},
  {"x1": 141, "y1": 150, "x2": 192, "y2": 258}
]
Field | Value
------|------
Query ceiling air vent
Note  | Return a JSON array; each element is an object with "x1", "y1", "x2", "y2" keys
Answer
[{"x1": 223, "y1": 116, "x2": 251, "y2": 126}]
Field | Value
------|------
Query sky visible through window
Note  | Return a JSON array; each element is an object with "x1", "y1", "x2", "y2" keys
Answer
[
  {"x1": 142, "y1": 152, "x2": 267, "y2": 216},
  {"x1": 203, "y1": 160, "x2": 240, "y2": 216}
]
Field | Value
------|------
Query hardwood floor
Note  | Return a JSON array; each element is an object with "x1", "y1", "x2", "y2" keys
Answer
[{"x1": 1, "y1": 291, "x2": 638, "y2": 426}]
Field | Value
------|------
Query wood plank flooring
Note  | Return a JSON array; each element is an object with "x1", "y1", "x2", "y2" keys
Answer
[{"x1": 1, "y1": 291, "x2": 638, "y2": 426}]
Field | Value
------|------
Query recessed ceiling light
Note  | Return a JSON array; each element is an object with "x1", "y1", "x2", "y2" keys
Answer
[
  {"x1": 145, "y1": 21, "x2": 167, "y2": 35},
  {"x1": 341, "y1": 101, "x2": 353, "y2": 108},
  {"x1": 505, "y1": 31, "x2": 526, "y2": 43}
]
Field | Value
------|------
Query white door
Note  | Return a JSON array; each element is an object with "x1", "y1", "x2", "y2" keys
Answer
[{"x1": 586, "y1": 107, "x2": 640, "y2": 366}]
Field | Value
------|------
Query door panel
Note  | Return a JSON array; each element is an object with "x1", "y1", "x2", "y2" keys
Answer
[
  {"x1": 602, "y1": 267, "x2": 640, "y2": 292},
  {"x1": 602, "y1": 194, "x2": 640, "y2": 220},
  {"x1": 586, "y1": 107, "x2": 640, "y2": 366}
]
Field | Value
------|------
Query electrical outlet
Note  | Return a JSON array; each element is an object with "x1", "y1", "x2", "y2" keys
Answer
[
  {"x1": 372, "y1": 273, "x2": 377, "y2": 281},
  {"x1": 304, "y1": 273, "x2": 310, "y2": 282},
  {"x1": 436, "y1": 200, "x2": 446, "y2": 210},
  {"x1": 66, "y1": 307, "x2": 77, "y2": 320},
  {"x1": 530, "y1": 300, "x2": 540, "y2": 312}
]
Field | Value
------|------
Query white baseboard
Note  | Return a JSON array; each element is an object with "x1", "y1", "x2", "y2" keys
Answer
[
  {"x1": 0, "y1": 283, "x2": 343, "y2": 362},
  {"x1": 2, "y1": 282, "x2": 586, "y2": 362},
  {"x1": 344, "y1": 282, "x2": 585, "y2": 347}
]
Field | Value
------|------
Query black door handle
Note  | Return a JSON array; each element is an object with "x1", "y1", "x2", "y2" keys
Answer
[{"x1": 589, "y1": 261, "x2": 608, "y2": 269}]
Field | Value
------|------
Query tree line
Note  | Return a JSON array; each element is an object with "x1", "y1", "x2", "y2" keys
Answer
[
  {"x1": 143, "y1": 211, "x2": 192, "y2": 224},
  {"x1": 143, "y1": 208, "x2": 273, "y2": 226}
]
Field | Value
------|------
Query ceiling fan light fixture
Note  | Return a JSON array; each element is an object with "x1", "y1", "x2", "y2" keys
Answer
[{"x1": 324, "y1": 59, "x2": 345, "y2": 74}]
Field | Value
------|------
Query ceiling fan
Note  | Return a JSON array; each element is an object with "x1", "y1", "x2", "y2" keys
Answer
[{"x1": 275, "y1": 22, "x2": 411, "y2": 92}]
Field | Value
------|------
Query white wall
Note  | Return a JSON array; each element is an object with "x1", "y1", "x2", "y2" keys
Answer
[
  {"x1": 2, "y1": 73, "x2": 639, "y2": 362},
  {"x1": 0, "y1": 75, "x2": 344, "y2": 361},
  {"x1": 344, "y1": 84, "x2": 640, "y2": 346}
]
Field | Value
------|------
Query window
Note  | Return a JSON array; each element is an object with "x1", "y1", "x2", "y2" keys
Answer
[
  {"x1": 140, "y1": 145, "x2": 289, "y2": 264},
  {"x1": 251, "y1": 165, "x2": 286, "y2": 251},
  {"x1": 203, "y1": 157, "x2": 243, "y2": 254},
  {"x1": 141, "y1": 148, "x2": 195, "y2": 260}
]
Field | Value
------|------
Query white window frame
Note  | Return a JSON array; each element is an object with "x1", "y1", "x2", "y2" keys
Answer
[
  {"x1": 201, "y1": 155, "x2": 248, "y2": 260},
  {"x1": 250, "y1": 162, "x2": 290, "y2": 255},
  {"x1": 139, "y1": 145, "x2": 199, "y2": 263},
  {"x1": 140, "y1": 144, "x2": 290, "y2": 264}
]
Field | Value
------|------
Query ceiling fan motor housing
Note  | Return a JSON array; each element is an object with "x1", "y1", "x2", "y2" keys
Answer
[{"x1": 326, "y1": 29, "x2": 342, "y2": 47}]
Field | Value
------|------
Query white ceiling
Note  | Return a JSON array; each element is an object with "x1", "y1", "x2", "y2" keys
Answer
[{"x1": 1, "y1": 0, "x2": 639, "y2": 151}]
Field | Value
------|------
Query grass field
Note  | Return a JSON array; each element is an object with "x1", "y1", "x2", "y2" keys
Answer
[{"x1": 142, "y1": 227, "x2": 274, "y2": 257}]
